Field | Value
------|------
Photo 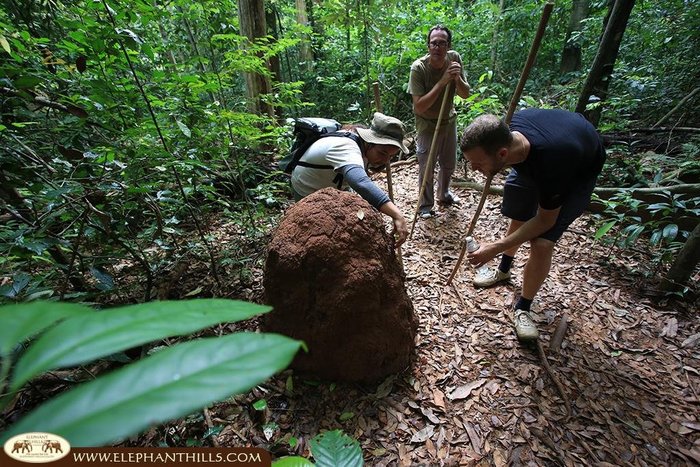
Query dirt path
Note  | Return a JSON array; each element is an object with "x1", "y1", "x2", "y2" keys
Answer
[{"x1": 208, "y1": 163, "x2": 699, "y2": 465}]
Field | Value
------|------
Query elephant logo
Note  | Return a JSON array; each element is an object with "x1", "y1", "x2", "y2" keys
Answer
[
  {"x1": 42, "y1": 440, "x2": 64, "y2": 453},
  {"x1": 4, "y1": 432, "x2": 70, "y2": 463},
  {"x1": 11, "y1": 440, "x2": 32, "y2": 453}
]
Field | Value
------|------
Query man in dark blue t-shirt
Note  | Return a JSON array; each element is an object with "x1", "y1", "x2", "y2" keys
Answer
[{"x1": 459, "y1": 109, "x2": 606, "y2": 342}]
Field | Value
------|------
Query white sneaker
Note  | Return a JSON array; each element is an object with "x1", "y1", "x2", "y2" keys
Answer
[
  {"x1": 472, "y1": 268, "x2": 511, "y2": 288},
  {"x1": 514, "y1": 309, "x2": 539, "y2": 341},
  {"x1": 439, "y1": 192, "x2": 461, "y2": 206}
]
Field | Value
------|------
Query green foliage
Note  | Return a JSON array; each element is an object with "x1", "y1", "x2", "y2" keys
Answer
[
  {"x1": 3, "y1": 0, "x2": 698, "y2": 305},
  {"x1": 601, "y1": 141, "x2": 700, "y2": 190},
  {"x1": 456, "y1": 71, "x2": 506, "y2": 127},
  {"x1": 253, "y1": 399, "x2": 269, "y2": 411},
  {"x1": 0, "y1": 0, "x2": 695, "y2": 310},
  {"x1": 673, "y1": 140, "x2": 700, "y2": 182},
  {"x1": 592, "y1": 190, "x2": 699, "y2": 269},
  {"x1": 591, "y1": 138, "x2": 700, "y2": 285},
  {"x1": 0, "y1": 0, "x2": 301, "y2": 302},
  {"x1": 610, "y1": 1, "x2": 700, "y2": 126},
  {"x1": 3, "y1": 0, "x2": 697, "y2": 455},
  {"x1": 0, "y1": 301, "x2": 92, "y2": 355},
  {"x1": 8, "y1": 299, "x2": 269, "y2": 391},
  {"x1": 0, "y1": 299, "x2": 302, "y2": 446},
  {"x1": 272, "y1": 429, "x2": 363, "y2": 467},
  {"x1": 310, "y1": 430, "x2": 363, "y2": 467},
  {"x1": 273, "y1": 457, "x2": 315, "y2": 467}
]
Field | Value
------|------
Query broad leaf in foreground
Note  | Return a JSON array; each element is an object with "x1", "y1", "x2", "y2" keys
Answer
[
  {"x1": 2, "y1": 332, "x2": 301, "y2": 446},
  {"x1": 11, "y1": 299, "x2": 269, "y2": 391},
  {"x1": 0, "y1": 301, "x2": 92, "y2": 356}
]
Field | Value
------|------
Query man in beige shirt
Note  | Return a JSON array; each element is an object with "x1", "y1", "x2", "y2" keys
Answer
[{"x1": 408, "y1": 25, "x2": 471, "y2": 218}]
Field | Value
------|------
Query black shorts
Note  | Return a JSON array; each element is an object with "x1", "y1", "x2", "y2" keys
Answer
[{"x1": 501, "y1": 168, "x2": 597, "y2": 242}]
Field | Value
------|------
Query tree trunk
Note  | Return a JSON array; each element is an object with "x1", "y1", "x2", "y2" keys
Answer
[
  {"x1": 662, "y1": 222, "x2": 700, "y2": 293},
  {"x1": 155, "y1": 1, "x2": 177, "y2": 67},
  {"x1": 559, "y1": 0, "x2": 589, "y2": 75},
  {"x1": 307, "y1": 0, "x2": 324, "y2": 61},
  {"x1": 575, "y1": 0, "x2": 635, "y2": 127},
  {"x1": 295, "y1": 0, "x2": 314, "y2": 71},
  {"x1": 490, "y1": 0, "x2": 506, "y2": 74},
  {"x1": 266, "y1": 5, "x2": 282, "y2": 82},
  {"x1": 238, "y1": 0, "x2": 275, "y2": 117}
]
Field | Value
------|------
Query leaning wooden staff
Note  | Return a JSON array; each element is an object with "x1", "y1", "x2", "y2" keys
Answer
[
  {"x1": 409, "y1": 79, "x2": 454, "y2": 238},
  {"x1": 373, "y1": 81, "x2": 403, "y2": 268}
]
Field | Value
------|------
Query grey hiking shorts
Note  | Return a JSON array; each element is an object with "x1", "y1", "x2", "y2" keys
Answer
[{"x1": 501, "y1": 168, "x2": 598, "y2": 242}]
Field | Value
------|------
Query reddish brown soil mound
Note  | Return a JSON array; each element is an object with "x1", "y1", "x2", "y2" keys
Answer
[{"x1": 263, "y1": 188, "x2": 417, "y2": 383}]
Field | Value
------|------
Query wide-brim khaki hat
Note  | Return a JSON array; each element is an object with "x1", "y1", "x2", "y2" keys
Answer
[{"x1": 356, "y1": 112, "x2": 409, "y2": 154}]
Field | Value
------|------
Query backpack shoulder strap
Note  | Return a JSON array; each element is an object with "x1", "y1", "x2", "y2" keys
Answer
[{"x1": 296, "y1": 131, "x2": 362, "y2": 170}]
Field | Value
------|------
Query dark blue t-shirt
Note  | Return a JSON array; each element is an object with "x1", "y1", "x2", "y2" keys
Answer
[{"x1": 510, "y1": 109, "x2": 606, "y2": 209}]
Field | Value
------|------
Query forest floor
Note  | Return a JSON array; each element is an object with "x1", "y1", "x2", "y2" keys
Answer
[{"x1": 137, "y1": 161, "x2": 699, "y2": 466}]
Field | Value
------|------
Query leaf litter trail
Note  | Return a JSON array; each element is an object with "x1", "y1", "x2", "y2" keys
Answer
[{"x1": 213, "y1": 162, "x2": 699, "y2": 466}]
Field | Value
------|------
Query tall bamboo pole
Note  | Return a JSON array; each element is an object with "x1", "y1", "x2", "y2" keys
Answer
[{"x1": 505, "y1": 2, "x2": 555, "y2": 124}]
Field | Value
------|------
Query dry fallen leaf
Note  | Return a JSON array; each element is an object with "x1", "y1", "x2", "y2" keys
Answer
[
  {"x1": 660, "y1": 317, "x2": 678, "y2": 338},
  {"x1": 448, "y1": 379, "x2": 487, "y2": 401},
  {"x1": 420, "y1": 407, "x2": 442, "y2": 425},
  {"x1": 132, "y1": 155, "x2": 698, "y2": 466},
  {"x1": 682, "y1": 333, "x2": 700, "y2": 348},
  {"x1": 410, "y1": 424, "x2": 435, "y2": 443},
  {"x1": 432, "y1": 388, "x2": 446, "y2": 411}
]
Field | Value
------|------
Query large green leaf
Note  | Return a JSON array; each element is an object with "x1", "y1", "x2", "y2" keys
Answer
[
  {"x1": 594, "y1": 220, "x2": 616, "y2": 241},
  {"x1": 662, "y1": 223, "x2": 679, "y2": 242},
  {"x1": 0, "y1": 301, "x2": 93, "y2": 356},
  {"x1": 310, "y1": 430, "x2": 363, "y2": 467},
  {"x1": 10, "y1": 299, "x2": 270, "y2": 391},
  {"x1": 273, "y1": 457, "x2": 315, "y2": 467},
  {"x1": 2, "y1": 332, "x2": 301, "y2": 446}
]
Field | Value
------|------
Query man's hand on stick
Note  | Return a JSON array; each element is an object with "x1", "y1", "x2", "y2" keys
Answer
[{"x1": 444, "y1": 62, "x2": 462, "y2": 84}]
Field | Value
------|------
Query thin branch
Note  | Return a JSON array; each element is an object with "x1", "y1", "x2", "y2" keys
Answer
[
  {"x1": 537, "y1": 340, "x2": 572, "y2": 421},
  {"x1": 628, "y1": 126, "x2": 700, "y2": 133},
  {"x1": 0, "y1": 87, "x2": 87, "y2": 118},
  {"x1": 653, "y1": 86, "x2": 700, "y2": 128},
  {"x1": 549, "y1": 315, "x2": 570, "y2": 354}
]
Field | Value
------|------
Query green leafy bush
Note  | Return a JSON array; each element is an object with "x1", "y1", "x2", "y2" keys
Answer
[
  {"x1": 592, "y1": 191, "x2": 700, "y2": 280},
  {"x1": 0, "y1": 299, "x2": 301, "y2": 446}
]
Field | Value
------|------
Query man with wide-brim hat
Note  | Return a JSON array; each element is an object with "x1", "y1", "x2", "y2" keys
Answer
[
  {"x1": 356, "y1": 113, "x2": 410, "y2": 154},
  {"x1": 290, "y1": 112, "x2": 409, "y2": 247}
]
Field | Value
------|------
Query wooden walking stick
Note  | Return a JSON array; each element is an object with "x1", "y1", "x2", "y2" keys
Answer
[
  {"x1": 373, "y1": 81, "x2": 403, "y2": 267},
  {"x1": 505, "y1": 1, "x2": 554, "y2": 124},
  {"x1": 446, "y1": 173, "x2": 493, "y2": 285},
  {"x1": 373, "y1": 82, "x2": 395, "y2": 200},
  {"x1": 446, "y1": 1, "x2": 554, "y2": 286},
  {"x1": 409, "y1": 82, "x2": 453, "y2": 238}
]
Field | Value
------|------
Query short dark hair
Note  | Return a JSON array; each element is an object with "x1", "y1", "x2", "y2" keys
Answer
[
  {"x1": 460, "y1": 114, "x2": 512, "y2": 155},
  {"x1": 427, "y1": 25, "x2": 452, "y2": 45}
]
